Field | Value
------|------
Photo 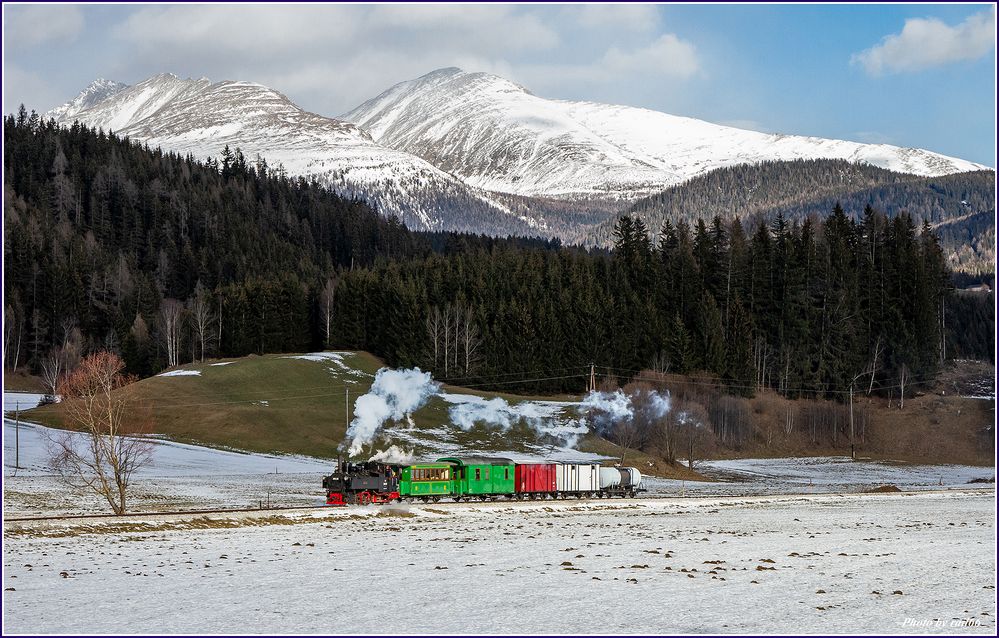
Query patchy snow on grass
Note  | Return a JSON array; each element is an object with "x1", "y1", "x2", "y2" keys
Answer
[
  {"x1": 209, "y1": 361, "x2": 235, "y2": 366},
  {"x1": 281, "y1": 351, "x2": 353, "y2": 364},
  {"x1": 156, "y1": 369, "x2": 202, "y2": 377},
  {"x1": 281, "y1": 351, "x2": 371, "y2": 377},
  {"x1": 3, "y1": 492, "x2": 994, "y2": 633}
]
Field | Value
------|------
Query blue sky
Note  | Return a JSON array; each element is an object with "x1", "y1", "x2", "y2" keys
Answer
[{"x1": 3, "y1": 3, "x2": 995, "y2": 165}]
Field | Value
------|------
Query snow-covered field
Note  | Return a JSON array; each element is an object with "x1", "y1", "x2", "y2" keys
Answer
[
  {"x1": 3, "y1": 492, "x2": 994, "y2": 633},
  {"x1": 649, "y1": 456, "x2": 996, "y2": 497}
]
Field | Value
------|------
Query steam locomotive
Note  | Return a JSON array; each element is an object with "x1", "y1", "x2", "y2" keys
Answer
[{"x1": 322, "y1": 456, "x2": 645, "y2": 506}]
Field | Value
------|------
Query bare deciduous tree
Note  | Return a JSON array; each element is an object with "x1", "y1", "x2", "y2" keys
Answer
[
  {"x1": 4, "y1": 303, "x2": 24, "y2": 371},
  {"x1": 40, "y1": 346, "x2": 64, "y2": 397},
  {"x1": 319, "y1": 277, "x2": 337, "y2": 346},
  {"x1": 442, "y1": 306, "x2": 454, "y2": 378},
  {"x1": 158, "y1": 299, "x2": 185, "y2": 367},
  {"x1": 48, "y1": 352, "x2": 152, "y2": 515},
  {"x1": 457, "y1": 304, "x2": 482, "y2": 375},
  {"x1": 898, "y1": 364, "x2": 910, "y2": 410},
  {"x1": 425, "y1": 306, "x2": 443, "y2": 371},
  {"x1": 867, "y1": 335, "x2": 885, "y2": 395},
  {"x1": 650, "y1": 350, "x2": 671, "y2": 375},
  {"x1": 188, "y1": 284, "x2": 216, "y2": 362}
]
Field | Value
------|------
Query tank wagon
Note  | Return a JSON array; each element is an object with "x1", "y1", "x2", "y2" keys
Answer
[{"x1": 324, "y1": 457, "x2": 644, "y2": 505}]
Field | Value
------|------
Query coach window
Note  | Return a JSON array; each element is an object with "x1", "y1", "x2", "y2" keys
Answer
[
  {"x1": 505, "y1": 467, "x2": 510, "y2": 480},
  {"x1": 475, "y1": 468, "x2": 481, "y2": 481}
]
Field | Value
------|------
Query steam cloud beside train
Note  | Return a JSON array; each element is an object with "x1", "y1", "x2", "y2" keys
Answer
[
  {"x1": 342, "y1": 367, "x2": 440, "y2": 457},
  {"x1": 342, "y1": 367, "x2": 672, "y2": 461},
  {"x1": 578, "y1": 388, "x2": 672, "y2": 437}
]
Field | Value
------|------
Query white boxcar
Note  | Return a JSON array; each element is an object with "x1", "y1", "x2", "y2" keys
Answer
[
  {"x1": 556, "y1": 463, "x2": 600, "y2": 493},
  {"x1": 598, "y1": 467, "x2": 621, "y2": 489},
  {"x1": 618, "y1": 467, "x2": 642, "y2": 489}
]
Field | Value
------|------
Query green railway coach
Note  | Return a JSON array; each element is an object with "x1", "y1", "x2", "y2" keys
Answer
[
  {"x1": 399, "y1": 463, "x2": 455, "y2": 501},
  {"x1": 438, "y1": 456, "x2": 515, "y2": 499}
]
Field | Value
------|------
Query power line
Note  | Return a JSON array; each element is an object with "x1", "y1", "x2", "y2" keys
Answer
[{"x1": 597, "y1": 365, "x2": 951, "y2": 397}]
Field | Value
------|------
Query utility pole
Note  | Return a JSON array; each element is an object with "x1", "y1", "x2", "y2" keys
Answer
[
  {"x1": 849, "y1": 384, "x2": 855, "y2": 461},
  {"x1": 15, "y1": 401, "x2": 21, "y2": 469},
  {"x1": 588, "y1": 363, "x2": 596, "y2": 393},
  {"x1": 847, "y1": 369, "x2": 866, "y2": 461}
]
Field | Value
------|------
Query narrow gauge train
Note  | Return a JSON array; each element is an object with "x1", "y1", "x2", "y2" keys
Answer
[{"x1": 322, "y1": 456, "x2": 644, "y2": 505}]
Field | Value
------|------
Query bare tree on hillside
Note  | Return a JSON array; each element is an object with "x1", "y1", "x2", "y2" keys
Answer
[
  {"x1": 898, "y1": 364, "x2": 910, "y2": 410},
  {"x1": 457, "y1": 304, "x2": 482, "y2": 376},
  {"x1": 650, "y1": 350, "x2": 671, "y2": 375},
  {"x1": 189, "y1": 284, "x2": 215, "y2": 362},
  {"x1": 425, "y1": 306, "x2": 443, "y2": 371},
  {"x1": 48, "y1": 352, "x2": 152, "y2": 515},
  {"x1": 4, "y1": 303, "x2": 23, "y2": 371},
  {"x1": 319, "y1": 277, "x2": 337, "y2": 346},
  {"x1": 867, "y1": 335, "x2": 885, "y2": 395},
  {"x1": 158, "y1": 299, "x2": 185, "y2": 367},
  {"x1": 40, "y1": 346, "x2": 64, "y2": 397},
  {"x1": 442, "y1": 306, "x2": 454, "y2": 378}
]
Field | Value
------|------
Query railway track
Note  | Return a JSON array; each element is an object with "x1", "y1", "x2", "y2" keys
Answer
[
  {"x1": 2, "y1": 504, "x2": 330, "y2": 524},
  {"x1": 5, "y1": 487, "x2": 987, "y2": 525}
]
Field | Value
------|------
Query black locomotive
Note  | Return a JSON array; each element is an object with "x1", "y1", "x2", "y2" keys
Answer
[{"x1": 322, "y1": 459, "x2": 401, "y2": 505}]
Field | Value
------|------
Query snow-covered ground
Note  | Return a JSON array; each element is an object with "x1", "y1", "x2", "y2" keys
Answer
[
  {"x1": 647, "y1": 456, "x2": 996, "y2": 497},
  {"x1": 3, "y1": 492, "x2": 994, "y2": 633}
]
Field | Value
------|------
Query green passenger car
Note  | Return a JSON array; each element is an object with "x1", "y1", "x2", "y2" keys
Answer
[
  {"x1": 399, "y1": 463, "x2": 455, "y2": 501},
  {"x1": 438, "y1": 457, "x2": 515, "y2": 499}
]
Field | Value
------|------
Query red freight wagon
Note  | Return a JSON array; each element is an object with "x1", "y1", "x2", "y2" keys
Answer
[{"x1": 514, "y1": 462, "x2": 557, "y2": 499}]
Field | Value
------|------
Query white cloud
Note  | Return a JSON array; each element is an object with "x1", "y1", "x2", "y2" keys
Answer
[
  {"x1": 2, "y1": 65, "x2": 63, "y2": 114},
  {"x1": 574, "y1": 5, "x2": 660, "y2": 32},
  {"x1": 603, "y1": 33, "x2": 700, "y2": 78},
  {"x1": 26, "y1": 5, "x2": 699, "y2": 117},
  {"x1": 852, "y1": 7, "x2": 996, "y2": 75},
  {"x1": 3, "y1": 5, "x2": 84, "y2": 48}
]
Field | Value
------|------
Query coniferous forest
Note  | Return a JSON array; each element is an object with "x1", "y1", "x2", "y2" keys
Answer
[{"x1": 3, "y1": 113, "x2": 994, "y2": 400}]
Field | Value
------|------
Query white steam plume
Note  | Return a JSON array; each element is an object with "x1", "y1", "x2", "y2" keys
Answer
[
  {"x1": 368, "y1": 445, "x2": 416, "y2": 465},
  {"x1": 444, "y1": 393, "x2": 585, "y2": 447},
  {"x1": 343, "y1": 367, "x2": 440, "y2": 457},
  {"x1": 579, "y1": 388, "x2": 671, "y2": 435}
]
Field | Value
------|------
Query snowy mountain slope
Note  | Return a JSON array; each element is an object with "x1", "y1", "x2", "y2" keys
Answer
[
  {"x1": 344, "y1": 67, "x2": 988, "y2": 201},
  {"x1": 45, "y1": 74, "x2": 543, "y2": 234},
  {"x1": 44, "y1": 78, "x2": 129, "y2": 122}
]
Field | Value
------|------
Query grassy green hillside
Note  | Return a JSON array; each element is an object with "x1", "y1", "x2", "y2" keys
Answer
[{"x1": 23, "y1": 351, "x2": 698, "y2": 476}]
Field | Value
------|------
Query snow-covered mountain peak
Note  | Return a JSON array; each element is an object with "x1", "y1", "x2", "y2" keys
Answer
[
  {"x1": 45, "y1": 78, "x2": 129, "y2": 122},
  {"x1": 45, "y1": 72, "x2": 540, "y2": 235},
  {"x1": 344, "y1": 68, "x2": 989, "y2": 200}
]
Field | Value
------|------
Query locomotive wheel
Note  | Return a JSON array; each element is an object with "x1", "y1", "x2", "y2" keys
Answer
[{"x1": 358, "y1": 492, "x2": 371, "y2": 506}]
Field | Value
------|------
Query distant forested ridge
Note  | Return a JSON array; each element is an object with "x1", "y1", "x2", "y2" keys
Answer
[
  {"x1": 3, "y1": 113, "x2": 993, "y2": 398},
  {"x1": 580, "y1": 160, "x2": 996, "y2": 277}
]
